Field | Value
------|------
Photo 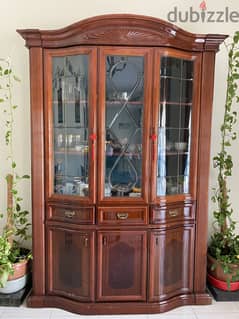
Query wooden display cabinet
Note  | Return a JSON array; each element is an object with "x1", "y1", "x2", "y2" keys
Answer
[{"x1": 18, "y1": 14, "x2": 227, "y2": 315}]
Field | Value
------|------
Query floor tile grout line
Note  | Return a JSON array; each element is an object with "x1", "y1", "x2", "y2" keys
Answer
[{"x1": 192, "y1": 308, "x2": 200, "y2": 319}]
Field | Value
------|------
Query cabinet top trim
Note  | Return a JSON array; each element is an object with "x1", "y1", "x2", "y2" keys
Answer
[{"x1": 17, "y1": 14, "x2": 227, "y2": 52}]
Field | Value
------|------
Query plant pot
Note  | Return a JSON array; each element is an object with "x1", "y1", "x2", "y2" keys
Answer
[
  {"x1": 0, "y1": 258, "x2": 31, "y2": 294},
  {"x1": 207, "y1": 254, "x2": 239, "y2": 291},
  {"x1": 8, "y1": 259, "x2": 29, "y2": 281},
  {"x1": 0, "y1": 274, "x2": 29, "y2": 294}
]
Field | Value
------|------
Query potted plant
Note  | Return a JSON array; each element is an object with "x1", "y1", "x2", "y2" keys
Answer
[
  {"x1": 207, "y1": 31, "x2": 239, "y2": 291},
  {"x1": 0, "y1": 57, "x2": 31, "y2": 293}
]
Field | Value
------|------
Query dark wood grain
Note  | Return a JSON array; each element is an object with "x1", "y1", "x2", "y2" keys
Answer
[
  {"x1": 18, "y1": 14, "x2": 226, "y2": 315},
  {"x1": 27, "y1": 293, "x2": 197, "y2": 314},
  {"x1": 97, "y1": 230, "x2": 147, "y2": 301},
  {"x1": 46, "y1": 226, "x2": 95, "y2": 301},
  {"x1": 149, "y1": 225, "x2": 194, "y2": 302},
  {"x1": 29, "y1": 47, "x2": 45, "y2": 295},
  {"x1": 194, "y1": 51, "x2": 216, "y2": 294},
  {"x1": 43, "y1": 47, "x2": 97, "y2": 206},
  {"x1": 17, "y1": 14, "x2": 227, "y2": 51}
]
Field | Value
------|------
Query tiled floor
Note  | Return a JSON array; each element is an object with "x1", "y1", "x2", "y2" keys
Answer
[{"x1": 0, "y1": 300, "x2": 239, "y2": 319}]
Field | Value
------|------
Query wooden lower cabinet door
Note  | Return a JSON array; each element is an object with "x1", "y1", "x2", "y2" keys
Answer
[
  {"x1": 47, "y1": 227, "x2": 94, "y2": 301},
  {"x1": 97, "y1": 230, "x2": 147, "y2": 301},
  {"x1": 149, "y1": 225, "x2": 194, "y2": 301}
]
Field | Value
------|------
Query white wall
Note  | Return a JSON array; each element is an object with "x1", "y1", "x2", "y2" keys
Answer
[{"x1": 0, "y1": 0, "x2": 239, "y2": 240}]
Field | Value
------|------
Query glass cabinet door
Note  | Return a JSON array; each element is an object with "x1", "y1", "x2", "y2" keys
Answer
[
  {"x1": 151, "y1": 51, "x2": 200, "y2": 201},
  {"x1": 45, "y1": 48, "x2": 97, "y2": 203},
  {"x1": 99, "y1": 48, "x2": 152, "y2": 203}
]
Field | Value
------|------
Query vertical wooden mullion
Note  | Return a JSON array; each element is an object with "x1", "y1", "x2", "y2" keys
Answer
[
  {"x1": 194, "y1": 51, "x2": 216, "y2": 296},
  {"x1": 29, "y1": 47, "x2": 45, "y2": 295}
]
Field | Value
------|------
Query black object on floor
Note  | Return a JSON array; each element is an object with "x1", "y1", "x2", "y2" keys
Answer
[
  {"x1": 0, "y1": 284, "x2": 31, "y2": 307},
  {"x1": 207, "y1": 282, "x2": 239, "y2": 301}
]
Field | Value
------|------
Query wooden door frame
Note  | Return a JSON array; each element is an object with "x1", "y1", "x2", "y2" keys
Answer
[{"x1": 43, "y1": 47, "x2": 97, "y2": 206}]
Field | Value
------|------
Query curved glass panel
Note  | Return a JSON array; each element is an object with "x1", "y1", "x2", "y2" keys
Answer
[
  {"x1": 104, "y1": 55, "x2": 144, "y2": 198},
  {"x1": 52, "y1": 55, "x2": 89, "y2": 196},
  {"x1": 157, "y1": 57, "x2": 193, "y2": 196}
]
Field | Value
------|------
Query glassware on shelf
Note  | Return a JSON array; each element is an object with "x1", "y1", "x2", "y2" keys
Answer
[
  {"x1": 57, "y1": 77, "x2": 64, "y2": 124},
  {"x1": 75, "y1": 134, "x2": 81, "y2": 151},
  {"x1": 56, "y1": 133, "x2": 64, "y2": 150},
  {"x1": 65, "y1": 134, "x2": 74, "y2": 150},
  {"x1": 54, "y1": 159, "x2": 65, "y2": 193},
  {"x1": 76, "y1": 181, "x2": 88, "y2": 196},
  {"x1": 104, "y1": 183, "x2": 112, "y2": 197},
  {"x1": 65, "y1": 182, "x2": 74, "y2": 194},
  {"x1": 165, "y1": 142, "x2": 173, "y2": 152},
  {"x1": 174, "y1": 142, "x2": 188, "y2": 152}
]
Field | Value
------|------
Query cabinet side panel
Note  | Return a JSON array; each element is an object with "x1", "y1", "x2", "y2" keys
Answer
[
  {"x1": 29, "y1": 47, "x2": 45, "y2": 295},
  {"x1": 194, "y1": 51, "x2": 216, "y2": 293}
]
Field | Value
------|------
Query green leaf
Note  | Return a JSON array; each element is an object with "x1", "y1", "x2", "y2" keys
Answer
[
  {"x1": 11, "y1": 189, "x2": 18, "y2": 195},
  {"x1": 11, "y1": 162, "x2": 16, "y2": 168},
  {"x1": 22, "y1": 175, "x2": 30, "y2": 179}
]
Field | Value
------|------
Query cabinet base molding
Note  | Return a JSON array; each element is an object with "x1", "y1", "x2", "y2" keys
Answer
[
  {"x1": 27, "y1": 293, "x2": 211, "y2": 315},
  {"x1": 194, "y1": 293, "x2": 212, "y2": 305}
]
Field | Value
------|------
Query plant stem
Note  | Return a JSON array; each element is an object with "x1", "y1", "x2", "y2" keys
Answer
[
  {"x1": 218, "y1": 42, "x2": 235, "y2": 234},
  {"x1": 5, "y1": 60, "x2": 15, "y2": 246},
  {"x1": 5, "y1": 174, "x2": 14, "y2": 246}
]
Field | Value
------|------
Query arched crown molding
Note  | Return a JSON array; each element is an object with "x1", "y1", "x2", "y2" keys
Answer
[{"x1": 17, "y1": 14, "x2": 227, "y2": 51}]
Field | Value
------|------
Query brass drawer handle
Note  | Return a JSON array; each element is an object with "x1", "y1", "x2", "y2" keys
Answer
[
  {"x1": 168, "y1": 209, "x2": 179, "y2": 217},
  {"x1": 116, "y1": 212, "x2": 129, "y2": 220},
  {"x1": 64, "y1": 210, "x2": 76, "y2": 218}
]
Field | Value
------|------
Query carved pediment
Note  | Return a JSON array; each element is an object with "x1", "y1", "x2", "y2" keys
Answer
[{"x1": 17, "y1": 14, "x2": 227, "y2": 51}]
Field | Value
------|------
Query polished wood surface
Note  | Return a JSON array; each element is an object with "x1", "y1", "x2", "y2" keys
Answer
[
  {"x1": 18, "y1": 14, "x2": 227, "y2": 315},
  {"x1": 27, "y1": 294, "x2": 210, "y2": 315},
  {"x1": 44, "y1": 47, "x2": 97, "y2": 206},
  {"x1": 98, "y1": 207, "x2": 148, "y2": 225},
  {"x1": 47, "y1": 204, "x2": 95, "y2": 224},
  {"x1": 149, "y1": 226, "x2": 194, "y2": 302},
  {"x1": 17, "y1": 14, "x2": 226, "y2": 51},
  {"x1": 194, "y1": 51, "x2": 217, "y2": 293},
  {"x1": 97, "y1": 230, "x2": 147, "y2": 301},
  {"x1": 29, "y1": 47, "x2": 45, "y2": 295},
  {"x1": 47, "y1": 227, "x2": 95, "y2": 301}
]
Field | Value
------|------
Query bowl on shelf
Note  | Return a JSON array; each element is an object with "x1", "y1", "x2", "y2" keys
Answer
[{"x1": 175, "y1": 142, "x2": 188, "y2": 152}]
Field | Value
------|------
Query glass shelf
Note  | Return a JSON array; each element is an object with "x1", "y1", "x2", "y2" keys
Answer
[
  {"x1": 55, "y1": 149, "x2": 88, "y2": 155},
  {"x1": 53, "y1": 100, "x2": 88, "y2": 104},
  {"x1": 106, "y1": 100, "x2": 143, "y2": 105}
]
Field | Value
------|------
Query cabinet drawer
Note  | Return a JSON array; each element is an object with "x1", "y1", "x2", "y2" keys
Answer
[
  {"x1": 150, "y1": 205, "x2": 194, "y2": 224},
  {"x1": 48, "y1": 206, "x2": 95, "y2": 224},
  {"x1": 98, "y1": 207, "x2": 148, "y2": 225}
]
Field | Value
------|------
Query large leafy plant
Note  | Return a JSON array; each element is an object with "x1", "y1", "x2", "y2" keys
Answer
[
  {"x1": 0, "y1": 58, "x2": 31, "y2": 287},
  {"x1": 208, "y1": 31, "x2": 239, "y2": 284}
]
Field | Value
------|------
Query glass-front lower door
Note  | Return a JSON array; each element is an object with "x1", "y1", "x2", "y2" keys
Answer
[
  {"x1": 99, "y1": 48, "x2": 152, "y2": 203},
  {"x1": 151, "y1": 50, "x2": 200, "y2": 201},
  {"x1": 45, "y1": 48, "x2": 97, "y2": 203}
]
